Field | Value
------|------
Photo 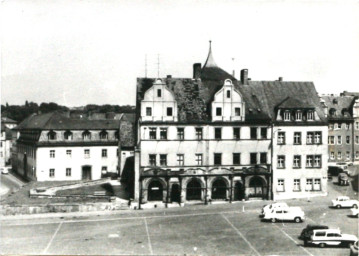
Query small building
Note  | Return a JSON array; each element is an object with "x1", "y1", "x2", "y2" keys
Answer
[
  {"x1": 1, "y1": 123, "x2": 13, "y2": 167},
  {"x1": 12, "y1": 111, "x2": 134, "y2": 181}
]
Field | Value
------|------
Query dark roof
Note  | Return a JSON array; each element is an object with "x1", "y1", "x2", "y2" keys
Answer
[
  {"x1": 16, "y1": 112, "x2": 120, "y2": 130},
  {"x1": 321, "y1": 95, "x2": 355, "y2": 120},
  {"x1": 1, "y1": 123, "x2": 12, "y2": 139},
  {"x1": 1, "y1": 117, "x2": 17, "y2": 123},
  {"x1": 276, "y1": 97, "x2": 315, "y2": 109}
]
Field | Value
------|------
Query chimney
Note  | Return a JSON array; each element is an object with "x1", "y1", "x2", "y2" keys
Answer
[
  {"x1": 193, "y1": 63, "x2": 201, "y2": 79},
  {"x1": 278, "y1": 77, "x2": 283, "y2": 81},
  {"x1": 241, "y1": 69, "x2": 248, "y2": 85},
  {"x1": 167, "y1": 75, "x2": 172, "y2": 79}
]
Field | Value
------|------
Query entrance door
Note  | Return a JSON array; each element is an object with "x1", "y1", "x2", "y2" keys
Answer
[
  {"x1": 171, "y1": 184, "x2": 181, "y2": 203},
  {"x1": 82, "y1": 166, "x2": 92, "y2": 180},
  {"x1": 234, "y1": 181, "x2": 244, "y2": 201},
  {"x1": 148, "y1": 180, "x2": 163, "y2": 201},
  {"x1": 186, "y1": 179, "x2": 202, "y2": 200},
  {"x1": 249, "y1": 176, "x2": 265, "y2": 198},
  {"x1": 211, "y1": 179, "x2": 227, "y2": 199}
]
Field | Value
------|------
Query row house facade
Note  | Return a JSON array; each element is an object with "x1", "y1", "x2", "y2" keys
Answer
[
  {"x1": 0, "y1": 117, "x2": 17, "y2": 167},
  {"x1": 13, "y1": 112, "x2": 134, "y2": 181},
  {"x1": 322, "y1": 95, "x2": 359, "y2": 164},
  {"x1": 134, "y1": 44, "x2": 328, "y2": 204}
]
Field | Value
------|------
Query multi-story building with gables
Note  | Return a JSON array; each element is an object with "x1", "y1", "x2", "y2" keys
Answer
[
  {"x1": 13, "y1": 111, "x2": 134, "y2": 181},
  {"x1": 134, "y1": 43, "x2": 328, "y2": 205}
]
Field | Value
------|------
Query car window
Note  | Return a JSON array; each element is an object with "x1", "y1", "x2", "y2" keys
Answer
[
  {"x1": 315, "y1": 232, "x2": 326, "y2": 237},
  {"x1": 276, "y1": 210, "x2": 282, "y2": 214},
  {"x1": 327, "y1": 233, "x2": 340, "y2": 237},
  {"x1": 283, "y1": 211, "x2": 288, "y2": 213}
]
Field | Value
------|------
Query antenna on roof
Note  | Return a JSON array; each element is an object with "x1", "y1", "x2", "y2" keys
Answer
[
  {"x1": 157, "y1": 54, "x2": 160, "y2": 78},
  {"x1": 145, "y1": 54, "x2": 147, "y2": 78},
  {"x1": 232, "y1": 57, "x2": 235, "y2": 77}
]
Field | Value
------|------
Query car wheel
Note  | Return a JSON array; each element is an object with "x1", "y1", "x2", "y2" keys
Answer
[
  {"x1": 294, "y1": 217, "x2": 301, "y2": 223},
  {"x1": 271, "y1": 218, "x2": 276, "y2": 223},
  {"x1": 336, "y1": 204, "x2": 341, "y2": 209},
  {"x1": 319, "y1": 243, "x2": 326, "y2": 248},
  {"x1": 352, "y1": 204, "x2": 358, "y2": 209},
  {"x1": 304, "y1": 240, "x2": 308, "y2": 247},
  {"x1": 348, "y1": 242, "x2": 354, "y2": 248}
]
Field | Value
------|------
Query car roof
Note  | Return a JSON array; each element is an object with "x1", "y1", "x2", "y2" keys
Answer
[
  {"x1": 314, "y1": 229, "x2": 340, "y2": 233},
  {"x1": 337, "y1": 196, "x2": 350, "y2": 199}
]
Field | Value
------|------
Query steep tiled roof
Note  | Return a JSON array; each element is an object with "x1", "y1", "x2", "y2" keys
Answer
[
  {"x1": 1, "y1": 123, "x2": 12, "y2": 139},
  {"x1": 322, "y1": 95, "x2": 355, "y2": 120},
  {"x1": 16, "y1": 112, "x2": 120, "y2": 130}
]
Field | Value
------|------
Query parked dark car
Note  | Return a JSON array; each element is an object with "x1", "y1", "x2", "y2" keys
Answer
[
  {"x1": 338, "y1": 172, "x2": 349, "y2": 186},
  {"x1": 328, "y1": 166, "x2": 345, "y2": 176},
  {"x1": 299, "y1": 224, "x2": 329, "y2": 245}
]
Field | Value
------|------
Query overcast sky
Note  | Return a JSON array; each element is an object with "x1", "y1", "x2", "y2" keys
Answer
[{"x1": 2, "y1": 0, "x2": 359, "y2": 107}]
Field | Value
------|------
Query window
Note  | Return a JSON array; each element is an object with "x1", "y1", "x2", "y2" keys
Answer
[
  {"x1": 227, "y1": 90, "x2": 231, "y2": 98},
  {"x1": 233, "y1": 127, "x2": 240, "y2": 139},
  {"x1": 102, "y1": 166, "x2": 107, "y2": 173},
  {"x1": 215, "y1": 128, "x2": 221, "y2": 139},
  {"x1": 338, "y1": 151, "x2": 342, "y2": 159},
  {"x1": 346, "y1": 151, "x2": 350, "y2": 160},
  {"x1": 314, "y1": 155, "x2": 322, "y2": 167},
  {"x1": 329, "y1": 124, "x2": 334, "y2": 130},
  {"x1": 356, "y1": 136, "x2": 359, "y2": 144},
  {"x1": 177, "y1": 154, "x2": 184, "y2": 166},
  {"x1": 250, "y1": 128, "x2": 257, "y2": 139},
  {"x1": 295, "y1": 111, "x2": 302, "y2": 121},
  {"x1": 146, "y1": 107, "x2": 152, "y2": 116},
  {"x1": 50, "y1": 150, "x2": 55, "y2": 158},
  {"x1": 149, "y1": 128, "x2": 157, "y2": 139},
  {"x1": 102, "y1": 149, "x2": 107, "y2": 158},
  {"x1": 284, "y1": 111, "x2": 291, "y2": 121},
  {"x1": 306, "y1": 132, "x2": 313, "y2": 144},
  {"x1": 356, "y1": 151, "x2": 359, "y2": 159},
  {"x1": 356, "y1": 122, "x2": 359, "y2": 130},
  {"x1": 47, "y1": 131, "x2": 56, "y2": 140},
  {"x1": 306, "y1": 155, "x2": 321, "y2": 168},
  {"x1": 250, "y1": 153, "x2": 257, "y2": 165},
  {"x1": 345, "y1": 123, "x2": 350, "y2": 130},
  {"x1": 177, "y1": 128, "x2": 184, "y2": 140},
  {"x1": 160, "y1": 154, "x2": 167, "y2": 166},
  {"x1": 157, "y1": 89, "x2": 162, "y2": 97},
  {"x1": 149, "y1": 154, "x2": 156, "y2": 166},
  {"x1": 306, "y1": 179, "x2": 313, "y2": 191},
  {"x1": 277, "y1": 155, "x2": 285, "y2": 168},
  {"x1": 66, "y1": 150, "x2": 72, "y2": 157},
  {"x1": 216, "y1": 107, "x2": 222, "y2": 116},
  {"x1": 214, "y1": 153, "x2": 222, "y2": 165},
  {"x1": 294, "y1": 132, "x2": 301, "y2": 145},
  {"x1": 167, "y1": 107, "x2": 173, "y2": 116},
  {"x1": 233, "y1": 153, "x2": 241, "y2": 165},
  {"x1": 306, "y1": 155, "x2": 313, "y2": 167},
  {"x1": 84, "y1": 149, "x2": 90, "y2": 158},
  {"x1": 100, "y1": 130, "x2": 108, "y2": 140},
  {"x1": 66, "y1": 168, "x2": 71, "y2": 177},
  {"x1": 195, "y1": 154, "x2": 203, "y2": 165},
  {"x1": 337, "y1": 136, "x2": 342, "y2": 145},
  {"x1": 293, "y1": 179, "x2": 301, "y2": 191},
  {"x1": 64, "y1": 131, "x2": 73, "y2": 140},
  {"x1": 337, "y1": 123, "x2": 342, "y2": 129},
  {"x1": 49, "y1": 169, "x2": 55, "y2": 178},
  {"x1": 346, "y1": 136, "x2": 350, "y2": 144},
  {"x1": 235, "y1": 108, "x2": 241, "y2": 116},
  {"x1": 330, "y1": 152, "x2": 335, "y2": 159},
  {"x1": 160, "y1": 128, "x2": 167, "y2": 140},
  {"x1": 307, "y1": 110, "x2": 314, "y2": 121},
  {"x1": 196, "y1": 128, "x2": 203, "y2": 140},
  {"x1": 293, "y1": 155, "x2": 301, "y2": 168},
  {"x1": 314, "y1": 132, "x2": 322, "y2": 144},
  {"x1": 82, "y1": 130, "x2": 91, "y2": 140},
  {"x1": 277, "y1": 179, "x2": 285, "y2": 192},
  {"x1": 314, "y1": 179, "x2": 321, "y2": 191},
  {"x1": 260, "y1": 128, "x2": 267, "y2": 139},
  {"x1": 328, "y1": 136, "x2": 335, "y2": 145},
  {"x1": 277, "y1": 132, "x2": 285, "y2": 145},
  {"x1": 260, "y1": 153, "x2": 267, "y2": 164}
]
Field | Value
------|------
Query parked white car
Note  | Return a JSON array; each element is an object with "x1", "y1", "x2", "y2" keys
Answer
[
  {"x1": 332, "y1": 196, "x2": 359, "y2": 209},
  {"x1": 263, "y1": 207, "x2": 305, "y2": 223},
  {"x1": 1, "y1": 167, "x2": 11, "y2": 174},
  {"x1": 351, "y1": 208, "x2": 359, "y2": 217},
  {"x1": 261, "y1": 202, "x2": 289, "y2": 216},
  {"x1": 308, "y1": 229, "x2": 358, "y2": 248}
]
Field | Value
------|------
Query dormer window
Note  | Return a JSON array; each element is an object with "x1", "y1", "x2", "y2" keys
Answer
[
  {"x1": 216, "y1": 107, "x2": 222, "y2": 116},
  {"x1": 82, "y1": 130, "x2": 91, "y2": 140},
  {"x1": 284, "y1": 111, "x2": 291, "y2": 121},
  {"x1": 227, "y1": 90, "x2": 231, "y2": 98},
  {"x1": 47, "y1": 130, "x2": 56, "y2": 140},
  {"x1": 295, "y1": 111, "x2": 302, "y2": 121},
  {"x1": 329, "y1": 108, "x2": 336, "y2": 116},
  {"x1": 100, "y1": 130, "x2": 108, "y2": 140},
  {"x1": 64, "y1": 130, "x2": 73, "y2": 140},
  {"x1": 307, "y1": 110, "x2": 314, "y2": 121},
  {"x1": 157, "y1": 89, "x2": 162, "y2": 97}
]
